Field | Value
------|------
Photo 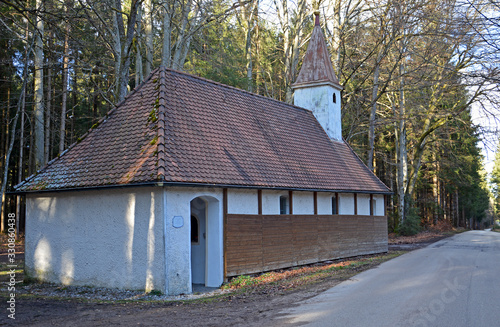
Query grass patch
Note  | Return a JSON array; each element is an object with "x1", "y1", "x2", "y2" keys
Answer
[{"x1": 222, "y1": 252, "x2": 405, "y2": 294}]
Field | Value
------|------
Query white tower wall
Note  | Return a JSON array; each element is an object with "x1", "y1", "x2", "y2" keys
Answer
[{"x1": 294, "y1": 85, "x2": 342, "y2": 141}]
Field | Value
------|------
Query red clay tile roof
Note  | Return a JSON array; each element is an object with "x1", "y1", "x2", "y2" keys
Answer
[
  {"x1": 16, "y1": 67, "x2": 390, "y2": 194},
  {"x1": 292, "y1": 13, "x2": 341, "y2": 90}
]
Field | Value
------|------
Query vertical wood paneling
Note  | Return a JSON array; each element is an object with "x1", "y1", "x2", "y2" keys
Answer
[{"x1": 225, "y1": 214, "x2": 388, "y2": 277}]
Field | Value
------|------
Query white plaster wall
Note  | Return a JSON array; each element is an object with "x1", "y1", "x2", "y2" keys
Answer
[
  {"x1": 357, "y1": 194, "x2": 371, "y2": 216},
  {"x1": 262, "y1": 190, "x2": 287, "y2": 215},
  {"x1": 292, "y1": 191, "x2": 314, "y2": 214},
  {"x1": 373, "y1": 194, "x2": 385, "y2": 216},
  {"x1": 25, "y1": 187, "x2": 165, "y2": 292},
  {"x1": 317, "y1": 192, "x2": 334, "y2": 215},
  {"x1": 262, "y1": 190, "x2": 288, "y2": 215},
  {"x1": 339, "y1": 193, "x2": 355, "y2": 215},
  {"x1": 227, "y1": 189, "x2": 258, "y2": 214},
  {"x1": 293, "y1": 85, "x2": 342, "y2": 141},
  {"x1": 164, "y1": 187, "x2": 223, "y2": 295}
]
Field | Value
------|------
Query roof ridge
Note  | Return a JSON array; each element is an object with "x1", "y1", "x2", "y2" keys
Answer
[
  {"x1": 156, "y1": 66, "x2": 167, "y2": 181},
  {"x1": 163, "y1": 67, "x2": 314, "y2": 114}
]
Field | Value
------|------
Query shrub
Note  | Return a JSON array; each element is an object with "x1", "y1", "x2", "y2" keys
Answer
[
  {"x1": 148, "y1": 289, "x2": 162, "y2": 296},
  {"x1": 398, "y1": 209, "x2": 422, "y2": 236},
  {"x1": 430, "y1": 219, "x2": 453, "y2": 232}
]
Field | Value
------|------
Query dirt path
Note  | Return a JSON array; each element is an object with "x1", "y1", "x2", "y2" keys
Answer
[
  {"x1": 5, "y1": 274, "x2": 350, "y2": 326},
  {"x1": 1, "y1": 231, "x2": 456, "y2": 326}
]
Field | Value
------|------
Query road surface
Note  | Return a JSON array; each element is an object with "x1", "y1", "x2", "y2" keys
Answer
[{"x1": 277, "y1": 230, "x2": 500, "y2": 327}]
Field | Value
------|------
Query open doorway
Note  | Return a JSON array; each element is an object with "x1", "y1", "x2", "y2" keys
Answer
[
  {"x1": 190, "y1": 198, "x2": 206, "y2": 285},
  {"x1": 190, "y1": 195, "x2": 223, "y2": 289}
]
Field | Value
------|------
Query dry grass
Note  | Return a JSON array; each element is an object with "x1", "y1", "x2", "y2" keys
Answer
[{"x1": 223, "y1": 252, "x2": 404, "y2": 294}]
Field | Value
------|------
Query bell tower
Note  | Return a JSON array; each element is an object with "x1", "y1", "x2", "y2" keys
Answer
[{"x1": 292, "y1": 11, "x2": 343, "y2": 141}]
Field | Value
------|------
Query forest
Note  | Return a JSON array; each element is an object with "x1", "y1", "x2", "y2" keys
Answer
[{"x1": 1, "y1": 0, "x2": 499, "y2": 235}]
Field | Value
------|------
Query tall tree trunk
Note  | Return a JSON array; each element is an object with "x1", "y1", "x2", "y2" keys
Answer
[
  {"x1": 0, "y1": 88, "x2": 10, "y2": 232},
  {"x1": 368, "y1": 57, "x2": 381, "y2": 171},
  {"x1": 237, "y1": 0, "x2": 259, "y2": 92},
  {"x1": 396, "y1": 58, "x2": 408, "y2": 222},
  {"x1": 161, "y1": 1, "x2": 173, "y2": 67},
  {"x1": 115, "y1": 0, "x2": 140, "y2": 102},
  {"x1": 144, "y1": 0, "x2": 153, "y2": 75},
  {"x1": 432, "y1": 151, "x2": 439, "y2": 224},
  {"x1": 290, "y1": 0, "x2": 306, "y2": 86},
  {"x1": 34, "y1": 0, "x2": 45, "y2": 170},
  {"x1": 1, "y1": 56, "x2": 29, "y2": 233},
  {"x1": 112, "y1": 7, "x2": 122, "y2": 99},
  {"x1": 16, "y1": 85, "x2": 26, "y2": 238},
  {"x1": 135, "y1": 4, "x2": 143, "y2": 86},
  {"x1": 59, "y1": 0, "x2": 70, "y2": 154},
  {"x1": 45, "y1": 43, "x2": 52, "y2": 164},
  {"x1": 275, "y1": 0, "x2": 306, "y2": 103},
  {"x1": 171, "y1": 0, "x2": 195, "y2": 70}
]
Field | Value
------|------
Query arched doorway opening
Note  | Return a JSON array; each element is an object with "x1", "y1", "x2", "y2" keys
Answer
[{"x1": 190, "y1": 196, "x2": 223, "y2": 288}]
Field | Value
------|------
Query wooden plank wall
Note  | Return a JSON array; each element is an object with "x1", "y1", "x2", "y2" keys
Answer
[{"x1": 225, "y1": 214, "x2": 388, "y2": 277}]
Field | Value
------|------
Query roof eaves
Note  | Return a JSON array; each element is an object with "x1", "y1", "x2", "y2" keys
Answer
[
  {"x1": 8, "y1": 180, "x2": 393, "y2": 196},
  {"x1": 291, "y1": 79, "x2": 343, "y2": 90}
]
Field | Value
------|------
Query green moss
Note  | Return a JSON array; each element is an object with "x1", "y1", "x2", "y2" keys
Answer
[
  {"x1": 91, "y1": 121, "x2": 101, "y2": 129},
  {"x1": 148, "y1": 105, "x2": 158, "y2": 124},
  {"x1": 149, "y1": 135, "x2": 158, "y2": 145}
]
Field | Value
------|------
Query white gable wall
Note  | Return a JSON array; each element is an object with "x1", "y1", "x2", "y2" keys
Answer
[{"x1": 25, "y1": 187, "x2": 165, "y2": 291}]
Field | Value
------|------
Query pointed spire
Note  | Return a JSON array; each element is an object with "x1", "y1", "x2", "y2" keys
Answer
[{"x1": 292, "y1": 11, "x2": 342, "y2": 90}]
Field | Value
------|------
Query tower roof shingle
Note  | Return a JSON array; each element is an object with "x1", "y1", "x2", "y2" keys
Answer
[{"x1": 292, "y1": 13, "x2": 342, "y2": 90}]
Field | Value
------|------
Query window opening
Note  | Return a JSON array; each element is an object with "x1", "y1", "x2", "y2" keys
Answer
[
  {"x1": 332, "y1": 195, "x2": 338, "y2": 215},
  {"x1": 280, "y1": 196, "x2": 289, "y2": 215},
  {"x1": 333, "y1": 93, "x2": 337, "y2": 103}
]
